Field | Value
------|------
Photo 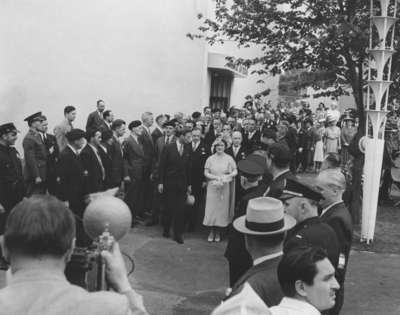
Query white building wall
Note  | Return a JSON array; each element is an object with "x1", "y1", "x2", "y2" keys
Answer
[
  {"x1": 1, "y1": 0, "x2": 276, "y2": 153},
  {"x1": 0, "y1": 0, "x2": 208, "y2": 135}
]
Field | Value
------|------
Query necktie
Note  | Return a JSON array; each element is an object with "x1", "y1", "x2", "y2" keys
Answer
[
  {"x1": 179, "y1": 143, "x2": 183, "y2": 156},
  {"x1": 94, "y1": 148, "x2": 105, "y2": 180},
  {"x1": 234, "y1": 146, "x2": 238, "y2": 157},
  {"x1": 166, "y1": 136, "x2": 169, "y2": 145}
]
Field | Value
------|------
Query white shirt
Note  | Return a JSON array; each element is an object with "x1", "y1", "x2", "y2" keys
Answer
[
  {"x1": 270, "y1": 297, "x2": 320, "y2": 315},
  {"x1": 248, "y1": 130, "x2": 256, "y2": 140},
  {"x1": 320, "y1": 201, "x2": 343, "y2": 217},
  {"x1": 253, "y1": 251, "x2": 283, "y2": 266},
  {"x1": 176, "y1": 141, "x2": 183, "y2": 154},
  {"x1": 233, "y1": 145, "x2": 240, "y2": 157},
  {"x1": 211, "y1": 283, "x2": 270, "y2": 315},
  {"x1": 88, "y1": 144, "x2": 105, "y2": 180},
  {"x1": 192, "y1": 141, "x2": 199, "y2": 151}
]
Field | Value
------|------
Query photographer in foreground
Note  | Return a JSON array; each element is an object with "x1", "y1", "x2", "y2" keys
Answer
[{"x1": 0, "y1": 195, "x2": 148, "y2": 315}]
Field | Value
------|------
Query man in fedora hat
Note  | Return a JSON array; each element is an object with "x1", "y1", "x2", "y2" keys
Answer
[
  {"x1": 226, "y1": 197, "x2": 296, "y2": 306},
  {"x1": 279, "y1": 178, "x2": 340, "y2": 268},
  {"x1": 225, "y1": 155, "x2": 266, "y2": 286}
]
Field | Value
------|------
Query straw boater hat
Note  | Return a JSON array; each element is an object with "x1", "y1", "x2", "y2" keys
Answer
[{"x1": 233, "y1": 197, "x2": 296, "y2": 235}]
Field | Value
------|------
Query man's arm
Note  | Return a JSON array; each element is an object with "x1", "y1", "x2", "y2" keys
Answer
[
  {"x1": 23, "y1": 137, "x2": 40, "y2": 179},
  {"x1": 101, "y1": 242, "x2": 148, "y2": 315}
]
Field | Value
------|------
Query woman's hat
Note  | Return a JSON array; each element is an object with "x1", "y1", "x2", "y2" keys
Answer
[{"x1": 233, "y1": 197, "x2": 296, "y2": 235}]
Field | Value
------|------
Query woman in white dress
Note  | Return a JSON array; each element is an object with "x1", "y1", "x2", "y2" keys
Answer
[
  {"x1": 203, "y1": 139, "x2": 237, "y2": 242},
  {"x1": 313, "y1": 120, "x2": 325, "y2": 173}
]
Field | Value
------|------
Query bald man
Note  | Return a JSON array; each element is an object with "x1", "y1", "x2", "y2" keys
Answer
[{"x1": 315, "y1": 169, "x2": 352, "y2": 315}]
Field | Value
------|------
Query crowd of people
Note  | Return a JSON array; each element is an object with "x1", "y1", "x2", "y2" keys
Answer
[{"x1": 0, "y1": 97, "x2": 385, "y2": 314}]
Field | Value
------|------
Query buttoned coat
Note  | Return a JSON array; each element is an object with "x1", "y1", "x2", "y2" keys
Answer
[
  {"x1": 22, "y1": 129, "x2": 48, "y2": 182},
  {"x1": 86, "y1": 111, "x2": 104, "y2": 132},
  {"x1": 123, "y1": 135, "x2": 146, "y2": 182}
]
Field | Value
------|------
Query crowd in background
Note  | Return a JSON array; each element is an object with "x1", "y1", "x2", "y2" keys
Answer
[{"x1": 1, "y1": 96, "x2": 398, "y2": 315}]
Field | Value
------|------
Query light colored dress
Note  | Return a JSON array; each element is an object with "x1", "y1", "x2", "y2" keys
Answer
[
  {"x1": 203, "y1": 153, "x2": 236, "y2": 227},
  {"x1": 324, "y1": 126, "x2": 341, "y2": 154},
  {"x1": 314, "y1": 127, "x2": 325, "y2": 162}
]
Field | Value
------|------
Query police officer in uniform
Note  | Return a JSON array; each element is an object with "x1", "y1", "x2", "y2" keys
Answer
[
  {"x1": 22, "y1": 112, "x2": 48, "y2": 194},
  {"x1": 279, "y1": 178, "x2": 340, "y2": 268},
  {"x1": 0, "y1": 123, "x2": 26, "y2": 234}
]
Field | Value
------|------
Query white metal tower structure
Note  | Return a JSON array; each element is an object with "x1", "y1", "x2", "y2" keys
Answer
[{"x1": 362, "y1": 0, "x2": 398, "y2": 243}]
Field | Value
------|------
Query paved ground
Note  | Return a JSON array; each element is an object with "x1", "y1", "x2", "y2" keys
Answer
[
  {"x1": 120, "y1": 225, "x2": 400, "y2": 315},
  {"x1": 1, "y1": 225, "x2": 399, "y2": 314}
]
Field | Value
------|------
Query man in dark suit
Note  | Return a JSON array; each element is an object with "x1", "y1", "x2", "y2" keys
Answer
[
  {"x1": 225, "y1": 157, "x2": 265, "y2": 286},
  {"x1": 243, "y1": 118, "x2": 261, "y2": 151},
  {"x1": 99, "y1": 110, "x2": 113, "y2": 133},
  {"x1": 108, "y1": 119, "x2": 128, "y2": 189},
  {"x1": 56, "y1": 129, "x2": 89, "y2": 245},
  {"x1": 298, "y1": 118, "x2": 316, "y2": 172},
  {"x1": 227, "y1": 197, "x2": 296, "y2": 306},
  {"x1": 0, "y1": 123, "x2": 25, "y2": 235},
  {"x1": 280, "y1": 178, "x2": 340, "y2": 268},
  {"x1": 264, "y1": 143, "x2": 296, "y2": 198},
  {"x1": 316, "y1": 169, "x2": 353, "y2": 315},
  {"x1": 226, "y1": 131, "x2": 247, "y2": 203},
  {"x1": 22, "y1": 112, "x2": 48, "y2": 195},
  {"x1": 286, "y1": 115, "x2": 298, "y2": 174},
  {"x1": 39, "y1": 116, "x2": 60, "y2": 195},
  {"x1": 140, "y1": 112, "x2": 155, "y2": 216},
  {"x1": 56, "y1": 128, "x2": 90, "y2": 286},
  {"x1": 85, "y1": 99, "x2": 106, "y2": 132},
  {"x1": 80, "y1": 129, "x2": 106, "y2": 195},
  {"x1": 158, "y1": 128, "x2": 192, "y2": 244},
  {"x1": 123, "y1": 120, "x2": 146, "y2": 223},
  {"x1": 151, "y1": 114, "x2": 166, "y2": 143},
  {"x1": 98, "y1": 130, "x2": 114, "y2": 189},
  {"x1": 186, "y1": 127, "x2": 209, "y2": 232},
  {"x1": 146, "y1": 121, "x2": 176, "y2": 226},
  {"x1": 204, "y1": 118, "x2": 222, "y2": 150}
]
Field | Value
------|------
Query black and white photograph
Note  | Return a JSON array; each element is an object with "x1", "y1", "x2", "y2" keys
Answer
[{"x1": 0, "y1": 0, "x2": 400, "y2": 314}]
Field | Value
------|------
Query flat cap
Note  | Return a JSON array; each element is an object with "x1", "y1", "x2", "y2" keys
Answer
[
  {"x1": 24, "y1": 112, "x2": 43, "y2": 125},
  {"x1": 192, "y1": 111, "x2": 201, "y2": 119},
  {"x1": 66, "y1": 128, "x2": 86, "y2": 142},
  {"x1": 279, "y1": 178, "x2": 323, "y2": 202},
  {"x1": 0, "y1": 123, "x2": 19, "y2": 136},
  {"x1": 128, "y1": 120, "x2": 142, "y2": 130},
  {"x1": 268, "y1": 143, "x2": 291, "y2": 164},
  {"x1": 163, "y1": 121, "x2": 175, "y2": 128},
  {"x1": 238, "y1": 156, "x2": 265, "y2": 177}
]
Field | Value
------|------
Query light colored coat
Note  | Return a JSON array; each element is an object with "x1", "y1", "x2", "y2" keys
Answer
[
  {"x1": 54, "y1": 119, "x2": 73, "y2": 152},
  {"x1": 0, "y1": 268, "x2": 147, "y2": 315}
]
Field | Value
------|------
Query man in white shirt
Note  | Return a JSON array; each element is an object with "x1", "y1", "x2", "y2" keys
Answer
[
  {"x1": 270, "y1": 247, "x2": 339, "y2": 315},
  {"x1": 0, "y1": 194, "x2": 148, "y2": 315}
]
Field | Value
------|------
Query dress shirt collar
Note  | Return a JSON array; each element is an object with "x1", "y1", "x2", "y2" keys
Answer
[
  {"x1": 253, "y1": 251, "x2": 282, "y2": 266},
  {"x1": 67, "y1": 144, "x2": 79, "y2": 155},
  {"x1": 88, "y1": 143, "x2": 99, "y2": 154},
  {"x1": 320, "y1": 201, "x2": 343, "y2": 217},
  {"x1": 10, "y1": 267, "x2": 66, "y2": 285},
  {"x1": 142, "y1": 125, "x2": 150, "y2": 135},
  {"x1": 273, "y1": 169, "x2": 290, "y2": 180},
  {"x1": 271, "y1": 297, "x2": 321, "y2": 315}
]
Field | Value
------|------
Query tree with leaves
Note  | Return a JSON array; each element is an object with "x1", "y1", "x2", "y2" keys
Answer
[{"x1": 188, "y1": 0, "x2": 400, "y2": 224}]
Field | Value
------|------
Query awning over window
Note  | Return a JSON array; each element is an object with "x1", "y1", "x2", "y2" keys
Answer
[{"x1": 207, "y1": 52, "x2": 247, "y2": 78}]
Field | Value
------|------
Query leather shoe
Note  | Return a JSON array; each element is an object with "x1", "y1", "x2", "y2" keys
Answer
[
  {"x1": 162, "y1": 230, "x2": 170, "y2": 238},
  {"x1": 174, "y1": 235, "x2": 184, "y2": 244}
]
